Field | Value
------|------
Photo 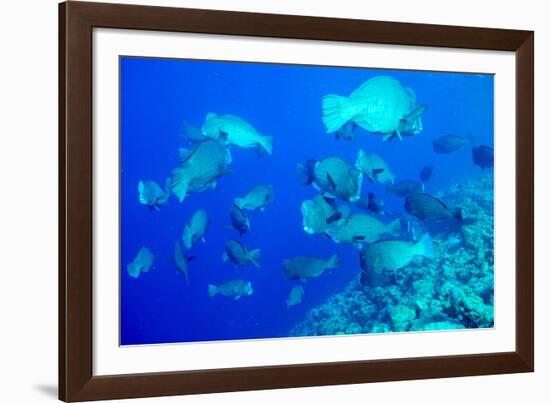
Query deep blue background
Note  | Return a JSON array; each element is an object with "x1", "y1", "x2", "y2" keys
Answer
[{"x1": 120, "y1": 56, "x2": 494, "y2": 345}]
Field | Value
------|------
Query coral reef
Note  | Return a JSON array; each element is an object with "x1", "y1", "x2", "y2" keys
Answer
[{"x1": 290, "y1": 174, "x2": 494, "y2": 336}]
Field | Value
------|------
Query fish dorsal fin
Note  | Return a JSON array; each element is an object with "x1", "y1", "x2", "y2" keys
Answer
[
  {"x1": 205, "y1": 112, "x2": 218, "y2": 122},
  {"x1": 326, "y1": 173, "x2": 337, "y2": 190},
  {"x1": 178, "y1": 147, "x2": 196, "y2": 164}
]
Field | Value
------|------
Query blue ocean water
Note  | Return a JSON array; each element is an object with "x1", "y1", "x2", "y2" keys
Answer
[{"x1": 120, "y1": 56, "x2": 494, "y2": 345}]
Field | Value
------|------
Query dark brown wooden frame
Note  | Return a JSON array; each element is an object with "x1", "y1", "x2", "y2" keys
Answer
[{"x1": 59, "y1": 1, "x2": 534, "y2": 401}]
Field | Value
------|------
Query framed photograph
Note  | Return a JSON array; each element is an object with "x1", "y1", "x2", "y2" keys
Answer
[{"x1": 59, "y1": 1, "x2": 534, "y2": 401}]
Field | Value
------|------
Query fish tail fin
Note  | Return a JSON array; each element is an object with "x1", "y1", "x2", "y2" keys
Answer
[
  {"x1": 183, "y1": 269, "x2": 190, "y2": 286},
  {"x1": 322, "y1": 94, "x2": 353, "y2": 133},
  {"x1": 387, "y1": 218, "x2": 402, "y2": 237},
  {"x1": 164, "y1": 177, "x2": 171, "y2": 193},
  {"x1": 137, "y1": 181, "x2": 147, "y2": 205},
  {"x1": 260, "y1": 136, "x2": 273, "y2": 155},
  {"x1": 208, "y1": 284, "x2": 218, "y2": 298},
  {"x1": 328, "y1": 254, "x2": 340, "y2": 269},
  {"x1": 248, "y1": 249, "x2": 261, "y2": 268},
  {"x1": 170, "y1": 168, "x2": 189, "y2": 202},
  {"x1": 234, "y1": 197, "x2": 245, "y2": 209},
  {"x1": 417, "y1": 233, "x2": 434, "y2": 260}
]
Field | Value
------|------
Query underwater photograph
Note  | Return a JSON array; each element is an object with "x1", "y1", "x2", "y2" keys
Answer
[{"x1": 120, "y1": 56, "x2": 494, "y2": 346}]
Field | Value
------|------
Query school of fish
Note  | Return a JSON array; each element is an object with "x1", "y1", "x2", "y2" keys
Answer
[{"x1": 129, "y1": 74, "x2": 494, "y2": 310}]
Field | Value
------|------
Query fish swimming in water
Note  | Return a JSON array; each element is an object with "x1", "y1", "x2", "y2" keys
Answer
[
  {"x1": 180, "y1": 120, "x2": 207, "y2": 144},
  {"x1": 183, "y1": 209, "x2": 209, "y2": 250},
  {"x1": 286, "y1": 285, "x2": 305, "y2": 308},
  {"x1": 405, "y1": 193, "x2": 462, "y2": 221},
  {"x1": 138, "y1": 179, "x2": 170, "y2": 209},
  {"x1": 472, "y1": 145, "x2": 494, "y2": 169},
  {"x1": 322, "y1": 76, "x2": 426, "y2": 141},
  {"x1": 283, "y1": 255, "x2": 339, "y2": 281},
  {"x1": 433, "y1": 135, "x2": 469, "y2": 154},
  {"x1": 202, "y1": 113, "x2": 273, "y2": 155},
  {"x1": 325, "y1": 214, "x2": 401, "y2": 248},
  {"x1": 170, "y1": 139, "x2": 232, "y2": 202},
  {"x1": 174, "y1": 239, "x2": 194, "y2": 285},
  {"x1": 229, "y1": 204, "x2": 250, "y2": 236},
  {"x1": 387, "y1": 180, "x2": 424, "y2": 197},
  {"x1": 419, "y1": 165, "x2": 433, "y2": 182},
  {"x1": 223, "y1": 239, "x2": 261, "y2": 268},
  {"x1": 355, "y1": 149, "x2": 395, "y2": 184},
  {"x1": 127, "y1": 247, "x2": 154, "y2": 279},
  {"x1": 208, "y1": 280, "x2": 253, "y2": 300},
  {"x1": 234, "y1": 184, "x2": 273, "y2": 211},
  {"x1": 301, "y1": 194, "x2": 350, "y2": 235},
  {"x1": 360, "y1": 233, "x2": 434, "y2": 272},
  {"x1": 297, "y1": 156, "x2": 363, "y2": 202},
  {"x1": 355, "y1": 192, "x2": 384, "y2": 214},
  {"x1": 334, "y1": 121, "x2": 357, "y2": 141}
]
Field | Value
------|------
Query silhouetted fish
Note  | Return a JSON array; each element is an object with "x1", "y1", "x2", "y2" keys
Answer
[
  {"x1": 230, "y1": 204, "x2": 250, "y2": 236},
  {"x1": 433, "y1": 135, "x2": 468, "y2": 153},
  {"x1": 472, "y1": 145, "x2": 494, "y2": 169},
  {"x1": 405, "y1": 193, "x2": 462, "y2": 221},
  {"x1": 387, "y1": 180, "x2": 424, "y2": 197},
  {"x1": 419, "y1": 165, "x2": 433, "y2": 182},
  {"x1": 223, "y1": 239, "x2": 261, "y2": 268}
]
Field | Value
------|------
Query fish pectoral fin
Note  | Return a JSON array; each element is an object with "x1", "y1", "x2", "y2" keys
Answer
[
  {"x1": 382, "y1": 133, "x2": 393, "y2": 142},
  {"x1": 326, "y1": 173, "x2": 337, "y2": 190},
  {"x1": 395, "y1": 130, "x2": 403, "y2": 140}
]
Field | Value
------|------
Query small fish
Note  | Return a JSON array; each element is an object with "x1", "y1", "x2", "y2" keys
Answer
[
  {"x1": 405, "y1": 193, "x2": 462, "y2": 221},
  {"x1": 387, "y1": 180, "x2": 424, "y2": 197},
  {"x1": 433, "y1": 135, "x2": 469, "y2": 153},
  {"x1": 183, "y1": 209, "x2": 209, "y2": 250},
  {"x1": 325, "y1": 214, "x2": 401, "y2": 248},
  {"x1": 127, "y1": 247, "x2": 154, "y2": 279},
  {"x1": 180, "y1": 120, "x2": 207, "y2": 144},
  {"x1": 419, "y1": 165, "x2": 433, "y2": 182},
  {"x1": 208, "y1": 280, "x2": 253, "y2": 300},
  {"x1": 234, "y1": 184, "x2": 273, "y2": 211},
  {"x1": 472, "y1": 145, "x2": 494, "y2": 169},
  {"x1": 174, "y1": 239, "x2": 193, "y2": 285},
  {"x1": 355, "y1": 150, "x2": 395, "y2": 184},
  {"x1": 301, "y1": 195, "x2": 350, "y2": 235},
  {"x1": 230, "y1": 203, "x2": 250, "y2": 236},
  {"x1": 360, "y1": 233, "x2": 434, "y2": 271},
  {"x1": 138, "y1": 179, "x2": 170, "y2": 209},
  {"x1": 297, "y1": 156, "x2": 363, "y2": 202},
  {"x1": 355, "y1": 192, "x2": 384, "y2": 214},
  {"x1": 286, "y1": 285, "x2": 305, "y2": 308},
  {"x1": 283, "y1": 255, "x2": 339, "y2": 281},
  {"x1": 202, "y1": 113, "x2": 273, "y2": 155},
  {"x1": 223, "y1": 239, "x2": 261, "y2": 268},
  {"x1": 396, "y1": 104, "x2": 428, "y2": 138},
  {"x1": 334, "y1": 121, "x2": 357, "y2": 141},
  {"x1": 170, "y1": 139, "x2": 232, "y2": 202}
]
